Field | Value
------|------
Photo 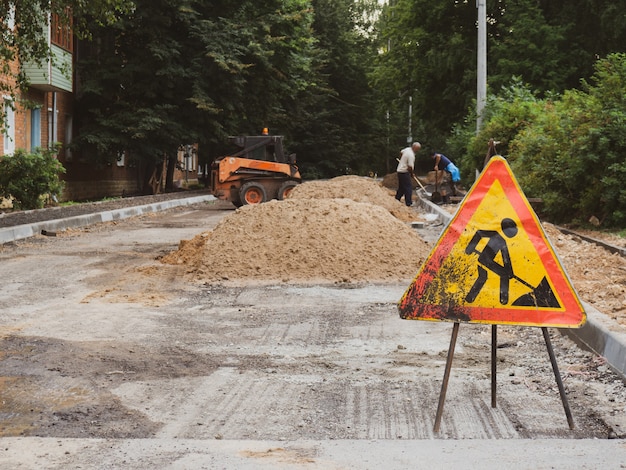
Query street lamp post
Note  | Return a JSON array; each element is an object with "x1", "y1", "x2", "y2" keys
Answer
[{"x1": 477, "y1": 0, "x2": 487, "y2": 132}]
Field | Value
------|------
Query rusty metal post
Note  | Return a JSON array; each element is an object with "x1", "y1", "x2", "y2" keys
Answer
[
  {"x1": 491, "y1": 324, "x2": 497, "y2": 408},
  {"x1": 542, "y1": 327, "x2": 575, "y2": 429},
  {"x1": 434, "y1": 322, "x2": 460, "y2": 433}
]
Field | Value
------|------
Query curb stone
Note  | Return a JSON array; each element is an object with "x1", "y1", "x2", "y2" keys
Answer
[{"x1": 0, "y1": 194, "x2": 216, "y2": 244}]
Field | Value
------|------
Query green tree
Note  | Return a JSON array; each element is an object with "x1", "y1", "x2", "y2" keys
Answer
[
  {"x1": 373, "y1": 0, "x2": 626, "y2": 174},
  {"x1": 75, "y1": 0, "x2": 318, "y2": 191},
  {"x1": 291, "y1": 0, "x2": 382, "y2": 178},
  {"x1": 488, "y1": 0, "x2": 570, "y2": 94},
  {"x1": 75, "y1": 0, "x2": 196, "y2": 191},
  {"x1": 459, "y1": 54, "x2": 626, "y2": 228},
  {"x1": 374, "y1": 0, "x2": 477, "y2": 159},
  {"x1": 184, "y1": 0, "x2": 317, "y2": 147},
  {"x1": 539, "y1": 0, "x2": 626, "y2": 91},
  {"x1": 459, "y1": 78, "x2": 542, "y2": 178},
  {"x1": 505, "y1": 55, "x2": 626, "y2": 227}
]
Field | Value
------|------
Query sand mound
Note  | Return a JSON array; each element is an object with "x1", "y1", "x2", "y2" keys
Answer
[
  {"x1": 288, "y1": 175, "x2": 420, "y2": 223},
  {"x1": 161, "y1": 177, "x2": 430, "y2": 284}
]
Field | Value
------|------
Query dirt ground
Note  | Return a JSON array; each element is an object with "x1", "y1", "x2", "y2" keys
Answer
[{"x1": 1, "y1": 176, "x2": 626, "y2": 467}]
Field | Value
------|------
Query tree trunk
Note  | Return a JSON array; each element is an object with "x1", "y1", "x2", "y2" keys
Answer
[{"x1": 165, "y1": 152, "x2": 177, "y2": 192}]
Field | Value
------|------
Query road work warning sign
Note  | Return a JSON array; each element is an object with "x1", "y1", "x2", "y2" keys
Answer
[{"x1": 399, "y1": 156, "x2": 586, "y2": 328}]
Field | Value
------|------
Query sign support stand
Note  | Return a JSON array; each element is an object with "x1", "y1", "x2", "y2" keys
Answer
[
  {"x1": 491, "y1": 324, "x2": 497, "y2": 408},
  {"x1": 433, "y1": 323, "x2": 575, "y2": 433},
  {"x1": 542, "y1": 327, "x2": 575, "y2": 430},
  {"x1": 433, "y1": 322, "x2": 460, "y2": 433}
]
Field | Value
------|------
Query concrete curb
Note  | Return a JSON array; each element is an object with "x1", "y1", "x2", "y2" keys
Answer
[
  {"x1": 416, "y1": 194, "x2": 626, "y2": 379},
  {"x1": 1, "y1": 437, "x2": 626, "y2": 469},
  {"x1": 415, "y1": 193, "x2": 453, "y2": 224},
  {"x1": 0, "y1": 194, "x2": 216, "y2": 244},
  {"x1": 564, "y1": 302, "x2": 626, "y2": 377}
]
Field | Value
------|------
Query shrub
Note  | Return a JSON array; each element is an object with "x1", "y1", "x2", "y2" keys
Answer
[
  {"x1": 454, "y1": 54, "x2": 626, "y2": 228},
  {"x1": 0, "y1": 147, "x2": 66, "y2": 210}
]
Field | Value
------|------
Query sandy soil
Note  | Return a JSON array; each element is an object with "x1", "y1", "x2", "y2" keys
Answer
[
  {"x1": 542, "y1": 223, "x2": 626, "y2": 325},
  {"x1": 161, "y1": 176, "x2": 430, "y2": 284}
]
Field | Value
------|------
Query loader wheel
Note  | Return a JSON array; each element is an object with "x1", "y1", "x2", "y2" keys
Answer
[
  {"x1": 240, "y1": 182, "x2": 267, "y2": 205},
  {"x1": 277, "y1": 181, "x2": 299, "y2": 200}
]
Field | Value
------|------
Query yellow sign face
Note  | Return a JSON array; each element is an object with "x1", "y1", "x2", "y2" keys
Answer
[{"x1": 399, "y1": 156, "x2": 586, "y2": 328}]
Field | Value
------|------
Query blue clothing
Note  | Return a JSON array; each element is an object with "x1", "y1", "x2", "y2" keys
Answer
[
  {"x1": 434, "y1": 153, "x2": 461, "y2": 182},
  {"x1": 434, "y1": 154, "x2": 452, "y2": 170},
  {"x1": 446, "y1": 162, "x2": 461, "y2": 182}
]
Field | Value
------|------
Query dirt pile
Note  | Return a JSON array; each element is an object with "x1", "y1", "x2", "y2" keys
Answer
[
  {"x1": 288, "y1": 175, "x2": 421, "y2": 223},
  {"x1": 161, "y1": 176, "x2": 430, "y2": 284}
]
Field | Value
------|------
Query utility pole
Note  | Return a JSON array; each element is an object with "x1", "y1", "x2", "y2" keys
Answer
[{"x1": 477, "y1": 0, "x2": 487, "y2": 132}]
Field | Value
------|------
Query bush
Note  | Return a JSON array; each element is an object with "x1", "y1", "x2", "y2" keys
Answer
[
  {"x1": 454, "y1": 55, "x2": 626, "y2": 228},
  {"x1": 0, "y1": 147, "x2": 66, "y2": 210}
]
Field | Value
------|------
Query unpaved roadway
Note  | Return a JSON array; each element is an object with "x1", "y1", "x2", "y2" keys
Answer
[{"x1": 1, "y1": 200, "x2": 626, "y2": 468}]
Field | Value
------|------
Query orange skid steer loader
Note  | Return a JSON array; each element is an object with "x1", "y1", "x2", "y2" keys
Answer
[{"x1": 210, "y1": 134, "x2": 302, "y2": 207}]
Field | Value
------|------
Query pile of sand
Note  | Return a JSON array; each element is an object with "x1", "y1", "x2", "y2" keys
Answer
[
  {"x1": 288, "y1": 175, "x2": 419, "y2": 223},
  {"x1": 161, "y1": 176, "x2": 431, "y2": 284}
]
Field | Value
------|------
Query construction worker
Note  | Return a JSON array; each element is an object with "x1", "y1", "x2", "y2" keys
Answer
[
  {"x1": 395, "y1": 142, "x2": 421, "y2": 206},
  {"x1": 431, "y1": 152, "x2": 461, "y2": 196}
]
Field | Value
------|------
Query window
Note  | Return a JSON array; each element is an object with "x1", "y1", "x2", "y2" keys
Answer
[
  {"x1": 51, "y1": 11, "x2": 73, "y2": 52},
  {"x1": 31, "y1": 108, "x2": 42, "y2": 150},
  {"x1": 3, "y1": 100, "x2": 15, "y2": 155}
]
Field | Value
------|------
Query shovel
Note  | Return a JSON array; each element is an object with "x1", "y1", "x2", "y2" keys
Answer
[
  {"x1": 431, "y1": 170, "x2": 442, "y2": 203},
  {"x1": 412, "y1": 174, "x2": 432, "y2": 197}
]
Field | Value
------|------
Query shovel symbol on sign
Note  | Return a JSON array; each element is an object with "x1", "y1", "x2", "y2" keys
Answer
[
  {"x1": 511, "y1": 275, "x2": 560, "y2": 308},
  {"x1": 464, "y1": 218, "x2": 560, "y2": 308}
]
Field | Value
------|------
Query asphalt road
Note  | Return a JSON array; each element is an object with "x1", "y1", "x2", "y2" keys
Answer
[{"x1": 1, "y1": 199, "x2": 626, "y2": 469}]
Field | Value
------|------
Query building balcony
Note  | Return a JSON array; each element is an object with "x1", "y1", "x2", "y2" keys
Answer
[{"x1": 22, "y1": 44, "x2": 73, "y2": 93}]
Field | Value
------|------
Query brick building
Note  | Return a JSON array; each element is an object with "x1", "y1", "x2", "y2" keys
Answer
[{"x1": 1, "y1": 12, "x2": 199, "y2": 203}]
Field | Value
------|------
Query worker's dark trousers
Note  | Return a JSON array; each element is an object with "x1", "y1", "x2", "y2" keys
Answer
[{"x1": 395, "y1": 172, "x2": 413, "y2": 206}]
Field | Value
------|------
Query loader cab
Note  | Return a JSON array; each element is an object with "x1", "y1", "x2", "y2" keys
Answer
[
  {"x1": 228, "y1": 135, "x2": 288, "y2": 163},
  {"x1": 211, "y1": 133, "x2": 301, "y2": 207}
]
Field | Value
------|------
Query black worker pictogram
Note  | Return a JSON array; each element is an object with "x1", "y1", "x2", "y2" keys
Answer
[{"x1": 464, "y1": 218, "x2": 560, "y2": 308}]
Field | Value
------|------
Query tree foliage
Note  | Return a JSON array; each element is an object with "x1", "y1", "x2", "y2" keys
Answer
[
  {"x1": 373, "y1": 0, "x2": 476, "y2": 160},
  {"x1": 291, "y1": 0, "x2": 381, "y2": 178},
  {"x1": 373, "y1": 0, "x2": 626, "y2": 172},
  {"x1": 74, "y1": 0, "x2": 383, "y2": 185},
  {"x1": 6, "y1": 0, "x2": 626, "y2": 228},
  {"x1": 75, "y1": 0, "x2": 319, "y2": 189}
]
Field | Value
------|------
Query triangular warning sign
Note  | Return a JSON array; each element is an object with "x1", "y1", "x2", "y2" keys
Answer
[{"x1": 399, "y1": 156, "x2": 586, "y2": 328}]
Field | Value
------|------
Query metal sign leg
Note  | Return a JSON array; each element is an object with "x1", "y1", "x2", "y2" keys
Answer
[
  {"x1": 434, "y1": 322, "x2": 460, "y2": 433},
  {"x1": 491, "y1": 324, "x2": 497, "y2": 408},
  {"x1": 542, "y1": 327, "x2": 575, "y2": 429}
]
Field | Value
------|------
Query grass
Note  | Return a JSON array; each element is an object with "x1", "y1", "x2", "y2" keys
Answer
[{"x1": 59, "y1": 196, "x2": 122, "y2": 207}]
